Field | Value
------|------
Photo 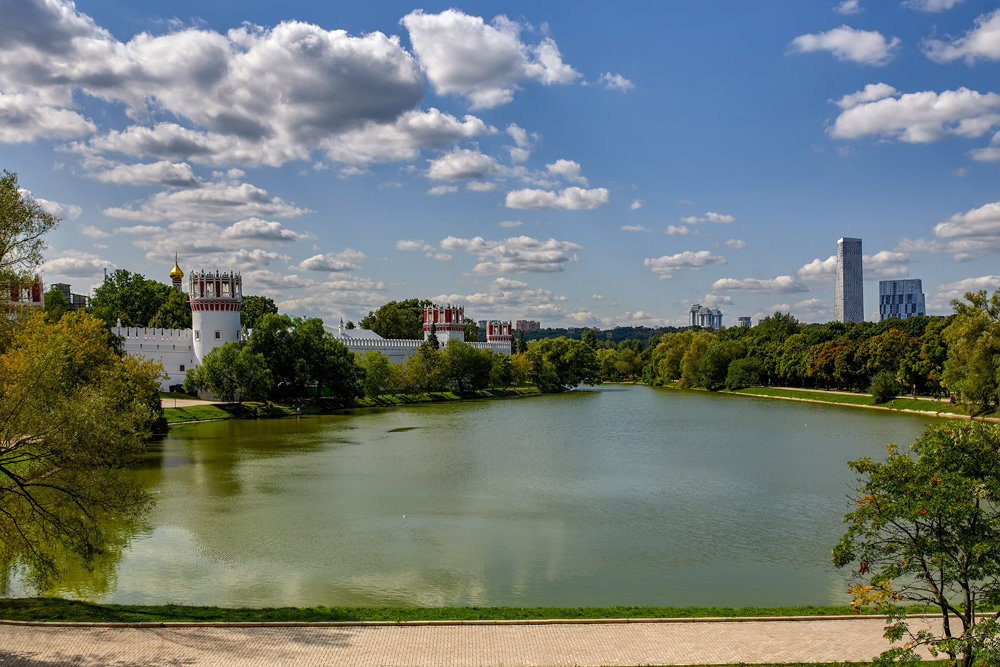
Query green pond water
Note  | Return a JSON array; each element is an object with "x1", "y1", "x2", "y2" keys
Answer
[{"x1": 40, "y1": 385, "x2": 939, "y2": 607}]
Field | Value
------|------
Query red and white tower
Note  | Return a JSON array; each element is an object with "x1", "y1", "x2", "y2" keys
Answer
[
  {"x1": 423, "y1": 304, "x2": 466, "y2": 342},
  {"x1": 485, "y1": 320, "x2": 512, "y2": 343},
  {"x1": 189, "y1": 269, "x2": 242, "y2": 364}
]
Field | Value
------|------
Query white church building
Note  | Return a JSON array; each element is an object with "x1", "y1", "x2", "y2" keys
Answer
[{"x1": 113, "y1": 260, "x2": 513, "y2": 391}]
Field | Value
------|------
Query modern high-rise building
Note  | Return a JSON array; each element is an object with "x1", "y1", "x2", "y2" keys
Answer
[
  {"x1": 737, "y1": 316, "x2": 752, "y2": 328},
  {"x1": 835, "y1": 237, "x2": 864, "y2": 323},
  {"x1": 689, "y1": 304, "x2": 723, "y2": 329},
  {"x1": 879, "y1": 279, "x2": 926, "y2": 321},
  {"x1": 515, "y1": 320, "x2": 541, "y2": 330}
]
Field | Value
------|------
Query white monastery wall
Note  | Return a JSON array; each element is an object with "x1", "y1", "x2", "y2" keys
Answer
[
  {"x1": 112, "y1": 326, "x2": 194, "y2": 390},
  {"x1": 339, "y1": 337, "x2": 511, "y2": 363}
]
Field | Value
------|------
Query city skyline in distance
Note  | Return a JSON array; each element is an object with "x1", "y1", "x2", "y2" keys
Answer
[{"x1": 4, "y1": 0, "x2": 1000, "y2": 327}]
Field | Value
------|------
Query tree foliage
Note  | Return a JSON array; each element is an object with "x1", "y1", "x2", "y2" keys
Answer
[
  {"x1": 834, "y1": 421, "x2": 1000, "y2": 667},
  {"x1": 525, "y1": 337, "x2": 601, "y2": 392},
  {"x1": 42, "y1": 285, "x2": 68, "y2": 322},
  {"x1": 183, "y1": 342, "x2": 272, "y2": 404},
  {"x1": 943, "y1": 289, "x2": 1000, "y2": 412},
  {"x1": 0, "y1": 170, "x2": 58, "y2": 288},
  {"x1": 0, "y1": 310, "x2": 162, "y2": 588},
  {"x1": 240, "y1": 294, "x2": 278, "y2": 330},
  {"x1": 359, "y1": 299, "x2": 431, "y2": 339},
  {"x1": 89, "y1": 269, "x2": 176, "y2": 328}
]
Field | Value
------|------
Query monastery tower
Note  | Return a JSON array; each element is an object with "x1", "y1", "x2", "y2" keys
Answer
[
  {"x1": 423, "y1": 304, "x2": 466, "y2": 342},
  {"x1": 189, "y1": 268, "x2": 242, "y2": 365}
]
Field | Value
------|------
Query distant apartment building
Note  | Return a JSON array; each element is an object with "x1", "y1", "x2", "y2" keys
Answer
[
  {"x1": 515, "y1": 320, "x2": 540, "y2": 330},
  {"x1": 51, "y1": 282, "x2": 89, "y2": 310},
  {"x1": 689, "y1": 304, "x2": 723, "y2": 329},
  {"x1": 737, "y1": 316, "x2": 752, "y2": 328},
  {"x1": 878, "y1": 279, "x2": 926, "y2": 321},
  {"x1": 835, "y1": 237, "x2": 864, "y2": 323}
]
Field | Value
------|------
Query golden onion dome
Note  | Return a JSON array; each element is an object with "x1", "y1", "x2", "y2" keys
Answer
[{"x1": 169, "y1": 254, "x2": 184, "y2": 280}]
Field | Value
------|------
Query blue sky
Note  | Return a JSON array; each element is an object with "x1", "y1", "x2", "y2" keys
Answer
[{"x1": 3, "y1": 0, "x2": 1000, "y2": 327}]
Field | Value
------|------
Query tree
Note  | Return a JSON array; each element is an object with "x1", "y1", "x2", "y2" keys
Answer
[
  {"x1": 42, "y1": 285, "x2": 68, "y2": 322},
  {"x1": 464, "y1": 317, "x2": 479, "y2": 342},
  {"x1": 515, "y1": 330, "x2": 527, "y2": 354},
  {"x1": 291, "y1": 318, "x2": 362, "y2": 402},
  {"x1": 0, "y1": 310, "x2": 163, "y2": 587},
  {"x1": 525, "y1": 337, "x2": 601, "y2": 392},
  {"x1": 148, "y1": 288, "x2": 191, "y2": 330},
  {"x1": 725, "y1": 356, "x2": 764, "y2": 390},
  {"x1": 581, "y1": 328, "x2": 597, "y2": 348},
  {"x1": 697, "y1": 340, "x2": 745, "y2": 390},
  {"x1": 868, "y1": 370, "x2": 899, "y2": 404},
  {"x1": 89, "y1": 269, "x2": 173, "y2": 328},
  {"x1": 0, "y1": 170, "x2": 58, "y2": 288},
  {"x1": 443, "y1": 339, "x2": 492, "y2": 393},
  {"x1": 245, "y1": 313, "x2": 299, "y2": 396},
  {"x1": 359, "y1": 299, "x2": 431, "y2": 339},
  {"x1": 240, "y1": 295, "x2": 278, "y2": 330},
  {"x1": 183, "y1": 342, "x2": 272, "y2": 403},
  {"x1": 425, "y1": 324, "x2": 440, "y2": 350},
  {"x1": 943, "y1": 289, "x2": 1000, "y2": 411},
  {"x1": 833, "y1": 421, "x2": 1000, "y2": 667},
  {"x1": 357, "y1": 350, "x2": 395, "y2": 397}
]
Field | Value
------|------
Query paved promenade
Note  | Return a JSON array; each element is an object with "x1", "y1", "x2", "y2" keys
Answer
[{"x1": 0, "y1": 616, "x2": 939, "y2": 666}]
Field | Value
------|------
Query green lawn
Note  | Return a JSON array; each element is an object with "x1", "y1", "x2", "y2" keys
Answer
[
  {"x1": 0, "y1": 598, "x2": 938, "y2": 623},
  {"x1": 162, "y1": 388, "x2": 541, "y2": 423},
  {"x1": 728, "y1": 386, "x2": 985, "y2": 417}
]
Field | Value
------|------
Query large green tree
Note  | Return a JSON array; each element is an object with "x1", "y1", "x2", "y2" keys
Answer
[
  {"x1": 0, "y1": 310, "x2": 163, "y2": 587},
  {"x1": 291, "y1": 318, "x2": 362, "y2": 401},
  {"x1": 834, "y1": 421, "x2": 1000, "y2": 667},
  {"x1": 525, "y1": 337, "x2": 601, "y2": 392},
  {"x1": 240, "y1": 294, "x2": 278, "y2": 330},
  {"x1": 148, "y1": 288, "x2": 191, "y2": 329},
  {"x1": 89, "y1": 269, "x2": 175, "y2": 328},
  {"x1": 183, "y1": 342, "x2": 272, "y2": 404},
  {"x1": 359, "y1": 299, "x2": 432, "y2": 339},
  {"x1": 0, "y1": 170, "x2": 58, "y2": 289},
  {"x1": 943, "y1": 289, "x2": 1000, "y2": 411},
  {"x1": 443, "y1": 339, "x2": 492, "y2": 393}
]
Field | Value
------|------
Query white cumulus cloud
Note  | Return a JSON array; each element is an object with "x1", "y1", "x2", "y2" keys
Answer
[
  {"x1": 505, "y1": 186, "x2": 609, "y2": 210},
  {"x1": 441, "y1": 235, "x2": 581, "y2": 274},
  {"x1": 401, "y1": 9, "x2": 580, "y2": 109},
  {"x1": 831, "y1": 86, "x2": 1000, "y2": 143},
  {"x1": 711, "y1": 275, "x2": 808, "y2": 293},
  {"x1": 643, "y1": 250, "x2": 725, "y2": 280},
  {"x1": 924, "y1": 9, "x2": 1000, "y2": 64},
  {"x1": 789, "y1": 26, "x2": 900, "y2": 65}
]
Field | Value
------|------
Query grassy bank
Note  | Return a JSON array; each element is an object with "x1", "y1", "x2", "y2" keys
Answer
[
  {"x1": 162, "y1": 387, "x2": 540, "y2": 424},
  {"x1": 723, "y1": 386, "x2": 993, "y2": 418},
  {"x1": 0, "y1": 598, "x2": 934, "y2": 623}
]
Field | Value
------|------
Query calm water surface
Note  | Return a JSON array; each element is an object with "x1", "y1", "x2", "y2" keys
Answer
[{"x1": 48, "y1": 385, "x2": 938, "y2": 607}]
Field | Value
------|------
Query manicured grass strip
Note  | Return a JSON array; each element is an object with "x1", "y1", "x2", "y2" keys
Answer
[
  {"x1": 163, "y1": 388, "x2": 542, "y2": 423},
  {"x1": 0, "y1": 599, "x2": 939, "y2": 623},
  {"x1": 729, "y1": 387, "x2": 982, "y2": 417},
  {"x1": 353, "y1": 386, "x2": 539, "y2": 408}
]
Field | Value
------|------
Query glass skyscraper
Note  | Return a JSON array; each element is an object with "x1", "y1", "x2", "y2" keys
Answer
[{"x1": 835, "y1": 237, "x2": 864, "y2": 323}]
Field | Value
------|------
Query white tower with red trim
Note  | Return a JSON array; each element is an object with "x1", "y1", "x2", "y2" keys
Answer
[
  {"x1": 423, "y1": 304, "x2": 466, "y2": 342},
  {"x1": 485, "y1": 320, "x2": 512, "y2": 344},
  {"x1": 189, "y1": 269, "x2": 242, "y2": 365}
]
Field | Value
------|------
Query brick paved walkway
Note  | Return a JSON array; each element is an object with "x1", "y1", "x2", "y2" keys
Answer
[{"x1": 0, "y1": 616, "x2": 940, "y2": 666}]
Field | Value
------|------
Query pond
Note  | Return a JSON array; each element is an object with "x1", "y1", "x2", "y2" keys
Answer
[{"x1": 39, "y1": 385, "x2": 939, "y2": 607}]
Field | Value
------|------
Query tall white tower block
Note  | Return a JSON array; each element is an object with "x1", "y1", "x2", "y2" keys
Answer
[{"x1": 189, "y1": 269, "x2": 242, "y2": 365}]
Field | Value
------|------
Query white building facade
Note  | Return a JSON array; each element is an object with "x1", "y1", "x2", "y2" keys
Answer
[
  {"x1": 879, "y1": 279, "x2": 926, "y2": 321},
  {"x1": 334, "y1": 304, "x2": 513, "y2": 361},
  {"x1": 836, "y1": 237, "x2": 864, "y2": 323},
  {"x1": 689, "y1": 303, "x2": 723, "y2": 329}
]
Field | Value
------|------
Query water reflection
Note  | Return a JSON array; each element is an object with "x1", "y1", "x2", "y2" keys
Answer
[{"x1": 34, "y1": 386, "x2": 939, "y2": 607}]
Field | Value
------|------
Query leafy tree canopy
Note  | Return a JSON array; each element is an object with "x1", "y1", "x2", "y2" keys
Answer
[
  {"x1": 834, "y1": 421, "x2": 1000, "y2": 667},
  {"x1": 359, "y1": 299, "x2": 432, "y2": 339},
  {"x1": 89, "y1": 269, "x2": 175, "y2": 328},
  {"x1": 0, "y1": 310, "x2": 163, "y2": 589},
  {"x1": 240, "y1": 294, "x2": 278, "y2": 330},
  {"x1": 0, "y1": 170, "x2": 58, "y2": 288}
]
